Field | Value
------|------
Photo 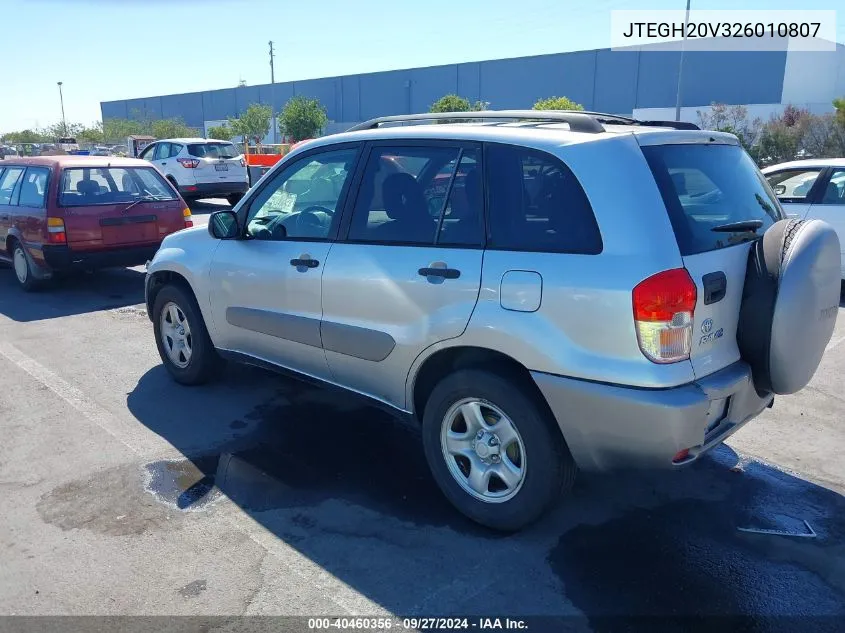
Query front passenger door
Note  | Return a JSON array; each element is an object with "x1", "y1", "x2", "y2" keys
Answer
[{"x1": 207, "y1": 144, "x2": 361, "y2": 380}]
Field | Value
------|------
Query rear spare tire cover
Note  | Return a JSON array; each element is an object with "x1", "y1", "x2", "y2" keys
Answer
[{"x1": 737, "y1": 218, "x2": 840, "y2": 395}]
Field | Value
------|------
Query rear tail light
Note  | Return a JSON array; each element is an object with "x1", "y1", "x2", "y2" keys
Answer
[
  {"x1": 47, "y1": 217, "x2": 66, "y2": 244},
  {"x1": 633, "y1": 268, "x2": 697, "y2": 364},
  {"x1": 183, "y1": 207, "x2": 193, "y2": 228},
  {"x1": 177, "y1": 158, "x2": 200, "y2": 168}
]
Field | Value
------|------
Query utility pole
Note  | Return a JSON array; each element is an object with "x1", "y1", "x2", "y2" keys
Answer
[
  {"x1": 57, "y1": 81, "x2": 67, "y2": 137},
  {"x1": 269, "y1": 40, "x2": 278, "y2": 145},
  {"x1": 674, "y1": 0, "x2": 691, "y2": 122}
]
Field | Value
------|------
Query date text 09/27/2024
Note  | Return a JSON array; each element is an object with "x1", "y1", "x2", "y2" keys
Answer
[{"x1": 307, "y1": 618, "x2": 528, "y2": 630}]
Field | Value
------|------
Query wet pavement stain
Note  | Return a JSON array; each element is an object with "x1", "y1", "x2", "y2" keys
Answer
[
  {"x1": 549, "y1": 457, "x2": 845, "y2": 631},
  {"x1": 37, "y1": 464, "x2": 176, "y2": 536},
  {"x1": 143, "y1": 456, "x2": 221, "y2": 511}
]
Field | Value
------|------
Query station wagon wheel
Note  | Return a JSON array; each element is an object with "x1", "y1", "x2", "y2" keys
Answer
[
  {"x1": 440, "y1": 398, "x2": 527, "y2": 503},
  {"x1": 159, "y1": 301, "x2": 193, "y2": 368},
  {"x1": 11, "y1": 242, "x2": 38, "y2": 292}
]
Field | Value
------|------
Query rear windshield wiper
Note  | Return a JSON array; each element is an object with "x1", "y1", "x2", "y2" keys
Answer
[
  {"x1": 123, "y1": 195, "x2": 159, "y2": 212},
  {"x1": 711, "y1": 220, "x2": 764, "y2": 233}
]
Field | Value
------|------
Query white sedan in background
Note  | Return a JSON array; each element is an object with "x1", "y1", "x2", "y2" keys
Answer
[{"x1": 762, "y1": 158, "x2": 845, "y2": 279}]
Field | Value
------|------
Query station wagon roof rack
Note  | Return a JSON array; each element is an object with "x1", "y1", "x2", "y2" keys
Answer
[{"x1": 346, "y1": 110, "x2": 701, "y2": 133}]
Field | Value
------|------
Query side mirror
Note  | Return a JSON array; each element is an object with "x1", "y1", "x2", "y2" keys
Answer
[{"x1": 208, "y1": 210, "x2": 240, "y2": 239}]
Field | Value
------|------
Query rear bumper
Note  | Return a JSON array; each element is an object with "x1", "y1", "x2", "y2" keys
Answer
[
  {"x1": 532, "y1": 361, "x2": 774, "y2": 472},
  {"x1": 42, "y1": 244, "x2": 161, "y2": 270},
  {"x1": 179, "y1": 181, "x2": 248, "y2": 198}
]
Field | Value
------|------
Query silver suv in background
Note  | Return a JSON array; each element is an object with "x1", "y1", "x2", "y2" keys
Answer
[
  {"x1": 139, "y1": 138, "x2": 248, "y2": 206},
  {"x1": 144, "y1": 111, "x2": 840, "y2": 531}
]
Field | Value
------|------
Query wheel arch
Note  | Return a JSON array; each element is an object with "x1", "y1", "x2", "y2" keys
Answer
[{"x1": 408, "y1": 345, "x2": 553, "y2": 424}]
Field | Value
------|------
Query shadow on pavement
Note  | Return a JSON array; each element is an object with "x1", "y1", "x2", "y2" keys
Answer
[
  {"x1": 126, "y1": 364, "x2": 845, "y2": 627},
  {"x1": 188, "y1": 198, "x2": 231, "y2": 215},
  {"x1": 0, "y1": 266, "x2": 146, "y2": 323}
]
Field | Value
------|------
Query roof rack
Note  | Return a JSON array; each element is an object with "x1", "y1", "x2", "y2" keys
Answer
[
  {"x1": 346, "y1": 110, "x2": 701, "y2": 133},
  {"x1": 346, "y1": 110, "x2": 605, "y2": 134}
]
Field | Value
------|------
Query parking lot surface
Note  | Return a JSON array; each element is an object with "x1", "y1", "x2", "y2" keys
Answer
[{"x1": 0, "y1": 205, "x2": 844, "y2": 630}]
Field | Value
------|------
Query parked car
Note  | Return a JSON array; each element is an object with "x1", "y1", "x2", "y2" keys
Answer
[
  {"x1": 145, "y1": 111, "x2": 840, "y2": 531},
  {"x1": 0, "y1": 155, "x2": 193, "y2": 290},
  {"x1": 762, "y1": 159, "x2": 845, "y2": 278},
  {"x1": 138, "y1": 138, "x2": 248, "y2": 206}
]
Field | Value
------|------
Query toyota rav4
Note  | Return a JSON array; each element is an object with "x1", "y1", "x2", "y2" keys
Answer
[{"x1": 144, "y1": 111, "x2": 841, "y2": 531}]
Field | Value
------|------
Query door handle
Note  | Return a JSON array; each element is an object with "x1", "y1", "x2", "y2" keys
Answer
[
  {"x1": 290, "y1": 257, "x2": 320, "y2": 269},
  {"x1": 702, "y1": 271, "x2": 727, "y2": 305},
  {"x1": 418, "y1": 267, "x2": 460, "y2": 279}
]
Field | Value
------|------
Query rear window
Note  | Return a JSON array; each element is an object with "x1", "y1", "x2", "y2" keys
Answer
[
  {"x1": 188, "y1": 143, "x2": 240, "y2": 159},
  {"x1": 642, "y1": 144, "x2": 784, "y2": 256},
  {"x1": 59, "y1": 167, "x2": 177, "y2": 206}
]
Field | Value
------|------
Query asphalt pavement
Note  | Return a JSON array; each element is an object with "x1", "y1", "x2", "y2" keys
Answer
[{"x1": 0, "y1": 214, "x2": 844, "y2": 631}]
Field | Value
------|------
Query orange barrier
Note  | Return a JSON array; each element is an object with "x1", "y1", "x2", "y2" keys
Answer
[{"x1": 245, "y1": 153, "x2": 284, "y2": 167}]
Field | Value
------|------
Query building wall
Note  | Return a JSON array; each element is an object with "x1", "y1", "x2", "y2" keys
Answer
[{"x1": 102, "y1": 43, "x2": 843, "y2": 135}]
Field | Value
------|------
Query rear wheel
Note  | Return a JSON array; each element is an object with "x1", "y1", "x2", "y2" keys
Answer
[
  {"x1": 421, "y1": 369, "x2": 575, "y2": 531},
  {"x1": 11, "y1": 241, "x2": 39, "y2": 292},
  {"x1": 152, "y1": 284, "x2": 221, "y2": 385}
]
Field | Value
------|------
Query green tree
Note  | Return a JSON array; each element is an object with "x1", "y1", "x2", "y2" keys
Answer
[
  {"x1": 229, "y1": 103, "x2": 273, "y2": 149},
  {"x1": 207, "y1": 125, "x2": 235, "y2": 141},
  {"x1": 277, "y1": 96, "x2": 328, "y2": 142},
  {"x1": 833, "y1": 96, "x2": 845, "y2": 126},
  {"x1": 1, "y1": 129, "x2": 50, "y2": 143},
  {"x1": 696, "y1": 103, "x2": 762, "y2": 159},
  {"x1": 430, "y1": 94, "x2": 487, "y2": 113},
  {"x1": 150, "y1": 117, "x2": 198, "y2": 139},
  {"x1": 532, "y1": 96, "x2": 584, "y2": 111},
  {"x1": 77, "y1": 122, "x2": 105, "y2": 144}
]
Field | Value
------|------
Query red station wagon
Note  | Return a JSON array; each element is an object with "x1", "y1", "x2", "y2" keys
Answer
[{"x1": 0, "y1": 155, "x2": 192, "y2": 290}]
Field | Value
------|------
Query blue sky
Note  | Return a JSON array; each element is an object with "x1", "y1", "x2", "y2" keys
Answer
[{"x1": 1, "y1": 0, "x2": 842, "y2": 133}]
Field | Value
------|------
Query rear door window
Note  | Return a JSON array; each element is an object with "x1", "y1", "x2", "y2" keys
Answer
[
  {"x1": 18, "y1": 167, "x2": 50, "y2": 208},
  {"x1": 765, "y1": 168, "x2": 824, "y2": 203},
  {"x1": 0, "y1": 167, "x2": 24, "y2": 205},
  {"x1": 485, "y1": 144, "x2": 602, "y2": 254},
  {"x1": 642, "y1": 144, "x2": 784, "y2": 256}
]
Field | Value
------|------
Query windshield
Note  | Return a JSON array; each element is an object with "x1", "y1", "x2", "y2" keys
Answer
[
  {"x1": 642, "y1": 143, "x2": 784, "y2": 256},
  {"x1": 59, "y1": 167, "x2": 177, "y2": 206},
  {"x1": 187, "y1": 142, "x2": 240, "y2": 159}
]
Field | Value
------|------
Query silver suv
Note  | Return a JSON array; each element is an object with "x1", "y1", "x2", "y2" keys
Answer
[{"x1": 145, "y1": 111, "x2": 841, "y2": 531}]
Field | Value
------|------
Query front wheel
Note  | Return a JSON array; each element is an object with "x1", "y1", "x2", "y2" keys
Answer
[
  {"x1": 421, "y1": 369, "x2": 576, "y2": 531},
  {"x1": 152, "y1": 284, "x2": 221, "y2": 385}
]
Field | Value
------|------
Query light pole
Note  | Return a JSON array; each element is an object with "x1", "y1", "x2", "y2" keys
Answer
[
  {"x1": 57, "y1": 81, "x2": 67, "y2": 136},
  {"x1": 674, "y1": 0, "x2": 691, "y2": 122},
  {"x1": 269, "y1": 41, "x2": 278, "y2": 145}
]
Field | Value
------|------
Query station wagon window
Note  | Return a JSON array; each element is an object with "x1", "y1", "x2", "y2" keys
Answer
[
  {"x1": 347, "y1": 146, "x2": 483, "y2": 246},
  {"x1": 18, "y1": 167, "x2": 50, "y2": 208},
  {"x1": 59, "y1": 167, "x2": 176, "y2": 206},
  {"x1": 765, "y1": 168, "x2": 823, "y2": 203},
  {"x1": 0, "y1": 167, "x2": 24, "y2": 205},
  {"x1": 486, "y1": 144, "x2": 602, "y2": 254},
  {"x1": 245, "y1": 147, "x2": 358, "y2": 241}
]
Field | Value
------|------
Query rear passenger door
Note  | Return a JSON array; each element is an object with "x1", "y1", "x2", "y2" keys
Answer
[
  {"x1": 320, "y1": 141, "x2": 484, "y2": 410},
  {"x1": 0, "y1": 166, "x2": 24, "y2": 251}
]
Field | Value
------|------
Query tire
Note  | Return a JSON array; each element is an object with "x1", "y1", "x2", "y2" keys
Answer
[
  {"x1": 152, "y1": 284, "x2": 221, "y2": 385},
  {"x1": 737, "y1": 218, "x2": 840, "y2": 395},
  {"x1": 10, "y1": 241, "x2": 39, "y2": 292},
  {"x1": 421, "y1": 369, "x2": 575, "y2": 531},
  {"x1": 226, "y1": 193, "x2": 244, "y2": 207}
]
